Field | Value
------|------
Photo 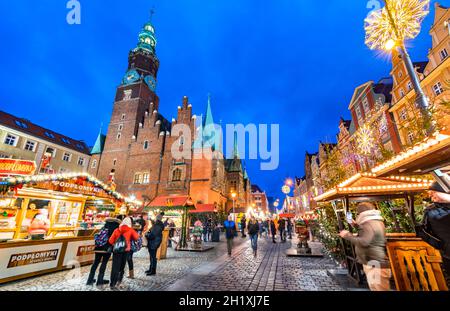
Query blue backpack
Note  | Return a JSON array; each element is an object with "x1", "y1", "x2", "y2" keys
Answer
[
  {"x1": 131, "y1": 237, "x2": 143, "y2": 252},
  {"x1": 94, "y1": 228, "x2": 109, "y2": 248}
]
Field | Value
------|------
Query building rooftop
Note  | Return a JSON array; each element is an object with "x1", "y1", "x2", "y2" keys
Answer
[{"x1": 0, "y1": 110, "x2": 90, "y2": 155}]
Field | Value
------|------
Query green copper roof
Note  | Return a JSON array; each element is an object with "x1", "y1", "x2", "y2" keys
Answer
[
  {"x1": 134, "y1": 14, "x2": 157, "y2": 54},
  {"x1": 233, "y1": 131, "x2": 239, "y2": 158},
  {"x1": 91, "y1": 131, "x2": 106, "y2": 155},
  {"x1": 243, "y1": 166, "x2": 249, "y2": 179},
  {"x1": 193, "y1": 94, "x2": 222, "y2": 152},
  {"x1": 203, "y1": 94, "x2": 214, "y2": 128}
]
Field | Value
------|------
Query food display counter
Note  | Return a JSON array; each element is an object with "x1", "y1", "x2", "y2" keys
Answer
[{"x1": 0, "y1": 172, "x2": 138, "y2": 284}]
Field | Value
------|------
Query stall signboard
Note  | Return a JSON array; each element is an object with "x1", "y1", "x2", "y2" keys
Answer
[
  {"x1": 0, "y1": 242, "x2": 63, "y2": 280},
  {"x1": 0, "y1": 159, "x2": 36, "y2": 176},
  {"x1": 31, "y1": 179, "x2": 113, "y2": 199},
  {"x1": 63, "y1": 239, "x2": 95, "y2": 267}
]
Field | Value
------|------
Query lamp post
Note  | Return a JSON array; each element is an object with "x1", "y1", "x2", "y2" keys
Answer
[
  {"x1": 365, "y1": 0, "x2": 433, "y2": 132},
  {"x1": 231, "y1": 192, "x2": 237, "y2": 221}
]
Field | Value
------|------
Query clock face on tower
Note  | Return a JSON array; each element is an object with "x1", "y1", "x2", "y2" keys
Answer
[
  {"x1": 144, "y1": 75, "x2": 157, "y2": 92},
  {"x1": 122, "y1": 69, "x2": 140, "y2": 85}
]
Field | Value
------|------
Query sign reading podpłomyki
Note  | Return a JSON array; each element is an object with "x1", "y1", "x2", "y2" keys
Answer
[
  {"x1": 7, "y1": 249, "x2": 59, "y2": 268},
  {"x1": 0, "y1": 159, "x2": 36, "y2": 176}
]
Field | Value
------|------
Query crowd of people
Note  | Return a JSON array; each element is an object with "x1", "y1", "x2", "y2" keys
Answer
[
  {"x1": 87, "y1": 213, "x2": 167, "y2": 290},
  {"x1": 83, "y1": 183, "x2": 450, "y2": 292}
]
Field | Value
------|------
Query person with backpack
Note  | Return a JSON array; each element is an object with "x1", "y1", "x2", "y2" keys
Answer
[
  {"x1": 224, "y1": 215, "x2": 236, "y2": 256},
  {"x1": 419, "y1": 182, "x2": 450, "y2": 285},
  {"x1": 86, "y1": 217, "x2": 121, "y2": 286},
  {"x1": 108, "y1": 216, "x2": 139, "y2": 289},
  {"x1": 145, "y1": 214, "x2": 165, "y2": 276},
  {"x1": 125, "y1": 216, "x2": 143, "y2": 280},
  {"x1": 247, "y1": 217, "x2": 259, "y2": 257}
]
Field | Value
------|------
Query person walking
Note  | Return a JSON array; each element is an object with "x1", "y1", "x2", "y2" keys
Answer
[
  {"x1": 224, "y1": 215, "x2": 236, "y2": 256},
  {"x1": 278, "y1": 218, "x2": 286, "y2": 242},
  {"x1": 270, "y1": 218, "x2": 277, "y2": 243},
  {"x1": 418, "y1": 182, "x2": 450, "y2": 285},
  {"x1": 108, "y1": 216, "x2": 139, "y2": 290},
  {"x1": 248, "y1": 217, "x2": 260, "y2": 257},
  {"x1": 287, "y1": 218, "x2": 293, "y2": 240},
  {"x1": 86, "y1": 217, "x2": 121, "y2": 286},
  {"x1": 145, "y1": 214, "x2": 165, "y2": 276},
  {"x1": 167, "y1": 218, "x2": 176, "y2": 248},
  {"x1": 339, "y1": 202, "x2": 391, "y2": 291},
  {"x1": 240, "y1": 215, "x2": 247, "y2": 238}
]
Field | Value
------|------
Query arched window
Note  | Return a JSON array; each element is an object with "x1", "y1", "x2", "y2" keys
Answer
[
  {"x1": 172, "y1": 168, "x2": 182, "y2": 181},
  {"x1": 91, "y1": 159, "x2": 97, "y2": 169},
  {"x1": 134, "y1": 173, "x2": 142, "y2": 184}
]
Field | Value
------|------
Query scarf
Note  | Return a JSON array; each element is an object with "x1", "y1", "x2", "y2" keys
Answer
[{"x1": 356, "y1": 209, "x2": 384, "y2": 226}]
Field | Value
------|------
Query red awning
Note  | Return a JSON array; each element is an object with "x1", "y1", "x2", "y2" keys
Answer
[
  {"x1": 190, "y1": 204, "x2": 216, "y2": 214},
  {"x1": 147, "y1": 195, "x2": 194, "y2": 210},
  {"x1": 279, "y1": 213, "x2": 295, "y2": 218}
]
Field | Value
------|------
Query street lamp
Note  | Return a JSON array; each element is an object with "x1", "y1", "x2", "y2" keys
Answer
[
  {"x1": 231, "y1": 192, "x2": 237, "y2": 221},
  {"x1": 365, "y1": 0, "x2": 433, "y2": 132}
]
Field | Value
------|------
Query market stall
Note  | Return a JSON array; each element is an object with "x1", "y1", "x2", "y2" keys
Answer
[
  {"x1": 146, "y1": 195, "x2": 195, "y2": 253},
  {"x1": 0, "y1": 171, "x2": 132, "y2": 284},
  {"x1": 313, "y1": 172, "x2": 448, "y2": 290}
]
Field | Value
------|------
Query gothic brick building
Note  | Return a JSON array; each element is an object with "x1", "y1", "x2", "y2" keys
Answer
[{"x1": 88, "y1": 17, "x2": 253, "y2": 212}]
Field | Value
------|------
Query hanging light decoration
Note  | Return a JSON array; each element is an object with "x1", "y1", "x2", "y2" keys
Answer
[
  {"x1": 356, "y1": 124, "x2": 375, "y2": 156},
  {"x1": 364, "y1": 0, "x2": 430, "y2": 51}
]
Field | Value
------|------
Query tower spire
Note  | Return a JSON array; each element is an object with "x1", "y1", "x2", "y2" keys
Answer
[
  {"x1": 134, "y1": 10, "x2": 157, "y2": 54},
  {"x1": 233, "y1": 131, "x2": 239, "y2": 158}
]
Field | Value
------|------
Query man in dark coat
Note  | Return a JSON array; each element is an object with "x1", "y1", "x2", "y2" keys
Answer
[
  {"x1": 421, "y1": 182, "x2": 450, "y2": 284},
  {"x1": 240, "y1": 215, "x2": 247, "y2": 237},
  {"x1": 145, "y1": 214, "x2": 165, "y2": 275},
  {"x1": 278, "y1": 218, "x2": 286, "y2": 242},
  {"x1": 270, "y1": 219, "x2": 277, "y2": 243},
  {"x1": 87, "y1": 217, "x2": 121, "y2": 285}
]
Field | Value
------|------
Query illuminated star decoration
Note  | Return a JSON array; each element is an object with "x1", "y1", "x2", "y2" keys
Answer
[
  {"x1": 356, "y1": 124, "x2": 375, "y2": 156},
  {"x1": 364, "y1": 0, "x2": 430, "y2": 50}
]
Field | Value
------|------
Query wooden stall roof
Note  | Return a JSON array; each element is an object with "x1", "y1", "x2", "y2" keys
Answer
[
  {"x1": 189, "y1": 204, "x2": 216, "y2": 214},
  {"x1": 314, "y1": 173, "x2": 433, "y2": 202},
  {"x1": 371, "y1": 132, "x2": 450, "y2": 177},
  {"x1": 0, "y1": 172, "x2": 138, "y2": 204},
  {"x1": 144, "y1": 195, "x2": 195, "y2": 211}
]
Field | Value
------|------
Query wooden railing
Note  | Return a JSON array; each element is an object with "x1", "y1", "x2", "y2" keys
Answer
[{"x1": 386, "y1": 239, "x2": 448, "y2": 291}]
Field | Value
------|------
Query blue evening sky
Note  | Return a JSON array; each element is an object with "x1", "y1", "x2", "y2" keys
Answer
[{"x1": 0, "y1": 0, "x2": 444, "y2": 200}]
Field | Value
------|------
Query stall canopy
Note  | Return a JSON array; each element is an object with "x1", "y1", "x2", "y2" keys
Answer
[
  {"x1": 0, "y1": 172, "x2": 133, "y2": 203},
  {"x1": 371, "y1": 132, "x2": 450, "y2": 177},
  {"x1": 314, "y1": 172, "x2": 433, "y2": 203},
  {"x1": 190, "y1": 204, "x2": 216, "y2": 214},
  {"x1": 145, "y1": 195, "x2": 195, "y2": 211},
  {"x1": 279, "y1": 213, "x2": 295, "y2": 218}
]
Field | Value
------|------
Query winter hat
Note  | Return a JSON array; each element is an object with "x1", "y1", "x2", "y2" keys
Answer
[
  {"x1": 121, "y1": 217, "x2": 132, "y2": 227},
  {"x1": 429, "y1": 181, "x2": 446, "y2": 193},
  {"x1": 357, "y1": 202, "x2": 375, "y2": 214},
  {"x1": 156, "y1": 214, "x2": 163, "y2": 221}
]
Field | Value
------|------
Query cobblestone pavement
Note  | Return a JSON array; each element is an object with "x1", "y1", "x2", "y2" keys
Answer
[
  {"x1": 0, "y1": 234, "x2": 360, "y2": 291},
  {"x1": 189, "y1": 236, "x2": 348, "y2": 291}
]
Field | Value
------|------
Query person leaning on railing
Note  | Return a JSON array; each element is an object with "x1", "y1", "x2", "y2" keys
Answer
[{"x1": 339, "y1": 202, "x2": 391, "y2": 291}]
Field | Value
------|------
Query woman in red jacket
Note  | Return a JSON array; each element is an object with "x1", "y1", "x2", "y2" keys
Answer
[{"x1": 108, "y1": 216, "x2": 139, "y2": 289}]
